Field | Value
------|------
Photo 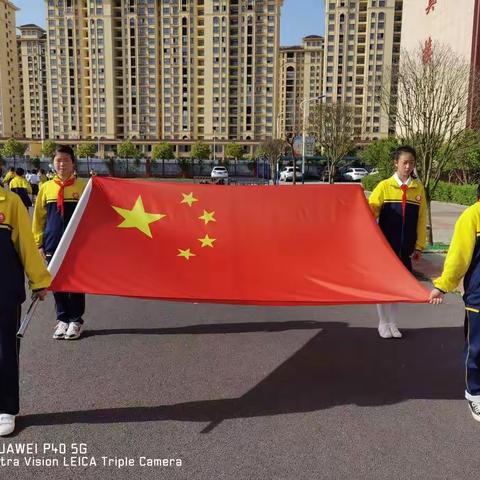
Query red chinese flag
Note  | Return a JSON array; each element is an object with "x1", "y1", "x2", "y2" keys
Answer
[{"x1": 49, "y1": 177, "x2": 429, "y2": 305}]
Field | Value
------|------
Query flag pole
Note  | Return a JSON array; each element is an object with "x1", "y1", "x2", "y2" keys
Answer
[{"x1": 17, "y1": 297, "x2": 40, "y2": 338}]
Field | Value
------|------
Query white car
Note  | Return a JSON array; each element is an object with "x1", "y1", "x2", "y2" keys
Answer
[
  {"x1": 280, "y1": 166, "x2": 302, "y2": 182},
  {"x1": 211, "y1": 166, "x2": 229, "y2": 179},
  {"x1": 343, "y1": 167, "x2": 368, "y2": 182}
]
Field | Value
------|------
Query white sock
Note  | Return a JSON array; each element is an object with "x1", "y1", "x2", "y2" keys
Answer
[{"x1": 377, "y1": 304, "x2": 389, "y2": 327}]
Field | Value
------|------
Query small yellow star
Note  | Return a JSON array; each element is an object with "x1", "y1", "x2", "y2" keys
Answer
[
  {"x1": 178, "y1": 248, "x2": 196, "y2": 260},
  {"x1": 199, "y1": 210, "x2": 216, "y2": 225},
  {"x1": 181, "y1": 192, "x2": 198, "y2": 207},
  {"x1": 198, "y1": 234, "x2": 216, "y2": 248},
  {"x1": 112, "y1": 196, "x2": 166, "y2": 238}
]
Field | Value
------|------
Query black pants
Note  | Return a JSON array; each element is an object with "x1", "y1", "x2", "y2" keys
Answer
[
  {"x1": 53, "y1": 291, "x2": 85, "y2": 324},
  {"x1": 46, "y1": 253, "x2": 85, "y2": 324},
  {"x1": 0, "y1": 304, "x2": 21, "y2": 415}
]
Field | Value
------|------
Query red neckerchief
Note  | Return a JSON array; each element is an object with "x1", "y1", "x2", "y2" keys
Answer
[{"x1": 54, "y1": 176, "x2": 75, "y2": 217}]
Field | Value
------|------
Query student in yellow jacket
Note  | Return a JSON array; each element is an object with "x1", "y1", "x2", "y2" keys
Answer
[
  {"x1": 430, "y1": 186, "x2": 480, "y2": 422},
  {"x1": 39, "y1": 169, "x2": 48, "y2": 187},
  {"x1": 33, "y1": 145, "x2": 87, "y2": 341},
  {"x1": 0, "y1": 188, "x2": 51, "y2": 436},
  {"x1": 369, "y1": 146, "x2": 427, "y2": 339},
  {"x1": 9, "y1": 168, "x2": 32, "y2": 208},
  {"x1": 1, "y1": 167, "x2": 15, "y2": 188}
]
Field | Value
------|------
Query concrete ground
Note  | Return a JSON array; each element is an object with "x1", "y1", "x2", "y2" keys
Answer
[
  {"x1": 1, "y1": 289, "x2": 474, "y2": 480},
  {"x1": 0, "y1": 187, "x2": 472, "y2": 480}
]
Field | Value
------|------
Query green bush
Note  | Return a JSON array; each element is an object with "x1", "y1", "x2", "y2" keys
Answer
[
  {"x1": 446, "y1": 183, "x2": 477, "y2": 205},
  {"x1": 362, "y1": 177, "x2": 477, "y2": 206},
  {"x1": 361, "y1": 173, "x2": 382, "y2": 191},
  {"x1": 432, "y1": 181, "x2": 452, "y2": 203}
]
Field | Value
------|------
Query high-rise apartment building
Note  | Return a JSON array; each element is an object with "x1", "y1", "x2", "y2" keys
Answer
[
  {"x1": 277, "y1": 35, "x2": 324, "y2": 139},
  {"x1": 44, "y1": 0, "x2": 283, "y2": 154},
  {"x1": 323, "y1": 0, "x2": 403, "y2": 140},
  {"x1": 18, "y1": 24, "x2": 49, "y2": 140},
  {"x1": 0, "y1": 0, "x2": 23, "y2": 139}
]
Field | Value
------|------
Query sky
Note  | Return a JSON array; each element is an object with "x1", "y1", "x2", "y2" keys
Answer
[{"x1": 14, "y1": 0, "x2": 324, "y2": 46}]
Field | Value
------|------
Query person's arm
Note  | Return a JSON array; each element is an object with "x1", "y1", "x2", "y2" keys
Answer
[
  {"x1": 25, "y1": 179, "x2": 32, "y2": 195},
  {"x1": 368, "y1": 181, "x2": 384, "y2": 219},
  {"x1": 434, "y1": 208, "x2": 478, "y2": 293},
  {"x1": 32, "y1": 183, "x2": 47, "y2": 249},
  {"x1": 12, "y1": 195, "x2": 51, "y2": 291}
]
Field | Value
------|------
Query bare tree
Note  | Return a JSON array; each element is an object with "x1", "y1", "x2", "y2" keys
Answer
[
  {"x1": 284, "y1": 130, "x2": 299, "y2": 184},
  {"x1": 382, "y1": 43, "x2": 480, "y2": 243},
  {"x1": 256, "y1": 139, "x2": 286, "y2": 184},
  {"x1": 308, "y1": 101, "x2": 354, "y2": 183}
]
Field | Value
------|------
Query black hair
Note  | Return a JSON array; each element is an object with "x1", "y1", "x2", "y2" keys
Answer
[
  {"x1": 477, "y1": 185, "x2": 480, "y2": 200},
  {"x1": 9, "y1": 167, "x2": 15, "y2": 172},
  {"x1": 392, "y1": 145, "x2": 417, "y2": 162},
  {"x1": 54, "y1": 145, "x2": 76, "y2": 163},
  {"x1": 15, "y1": 168, "x2": 24, "y2": 176}
]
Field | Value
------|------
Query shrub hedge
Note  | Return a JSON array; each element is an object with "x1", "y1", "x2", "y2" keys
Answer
[{"x1": 361, "y1": 176, "x2": 478, "y2": 206}]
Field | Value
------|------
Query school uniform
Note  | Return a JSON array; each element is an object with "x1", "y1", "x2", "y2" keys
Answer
[
  {"x1": 369, "y1": 173, "x2": 428, "y2": 270},
  {"x1": 9, "y1": 176, "x2": 32, "y2": 209},
  {"x1": 434, "y1": 201, "x2": 480, "y2": 401},
  {"x1": 0, "y1": 189, "x2": 51, "y2": 415},
  {"x1": 32, "y1": 175, "x2": 87, "y2": 324},
  {"x1": 369, "y1": 174, "x2": 427, "y2": 337}
]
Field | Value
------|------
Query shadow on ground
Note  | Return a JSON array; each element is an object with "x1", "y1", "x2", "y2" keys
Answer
[{"x1": 18, "y1": 321, "x2": 464, "y2": 434}]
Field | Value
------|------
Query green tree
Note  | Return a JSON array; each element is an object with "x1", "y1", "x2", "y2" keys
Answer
[
  {"x1": 75, "y1": 142, "x2": 97, "y2": 158},
  {"x1": 117, "y1": 140, "x2": 139, "y2": 159},
  {"x1": 443, "y1": 129, "x2": 480, "y2": 185},
  {"x1": 3, "y1": 138, "x2": 27, "y2": 158},
  {"x1": 191, "y1": 141, "x2": 210, "y2": 160},
  {"x1": 151, "y1": 142, "x2": 174, "y2": 161},
  {"x1": 41, "y1": 140, "x2": 57, "y2": 158},
  {"x1": 225, "y1": 142, "x2": 244, "y2": 162},
  {"x1": 359, "y1": 137, "x2": 399, "y2": 179}
]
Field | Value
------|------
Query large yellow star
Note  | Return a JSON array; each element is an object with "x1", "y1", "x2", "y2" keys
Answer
[
  {"x1": 198, "y1": 234, "x2": 216, "y2": 248},
  {"x1": 181, "y1": 192, "x2": 198, "y2": 207},
  {"x1": 178, "y1": 248, "x2": 196, "y2": 260},
  {"x1": 199, "y1": 210, "x2": 216, "y2": 225},
  {"x1": 112, "y1": 196, "x2": 166, "y2": 238}
]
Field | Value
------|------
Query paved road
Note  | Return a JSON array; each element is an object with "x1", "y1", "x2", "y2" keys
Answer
[
  {"x1": 1, "y1": 183, "x2": 473, "y2": 479},
  {"x1": 1, "y1": 284, "x2": 477, "y2": 480}
]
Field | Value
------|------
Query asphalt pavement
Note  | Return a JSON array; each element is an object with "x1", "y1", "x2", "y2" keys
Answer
[{"x1": 0, "y1": 193, "x2": 476, "y2": 480}]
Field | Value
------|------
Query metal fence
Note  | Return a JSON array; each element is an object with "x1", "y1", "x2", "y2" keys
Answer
[{"x1": 1, "y1": 155, "x2": 363, "y2": 181}]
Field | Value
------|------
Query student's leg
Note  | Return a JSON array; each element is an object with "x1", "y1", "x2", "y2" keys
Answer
[
  {"x1": 376, "y1": 304, "x2": 392, "y2": 338},
  {"x1": 0, "y1": 304, "x2": 21, "y2": 415},
  {"x1": 464, "y1": 309, "x2": 480, "y2": 402},
  {"x1": 388, "y1": 304, "x2": 402, "y2": 338}
]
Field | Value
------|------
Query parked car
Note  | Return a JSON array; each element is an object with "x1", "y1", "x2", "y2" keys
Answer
[
  {"x1": 211, "y1": 166, "x2": 229, "y2": 179},
  {"x1": 368, "y1": 168, "x2": 379, "y2": 175},
  {"x1": 280, "y1": 166, "x2": 302, "y2": 182},
  {"x1": 343, "y1": 167, "x2": 368, "y2": 182}
]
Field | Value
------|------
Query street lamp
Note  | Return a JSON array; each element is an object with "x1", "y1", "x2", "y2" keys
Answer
[
  {"x1": 300, "y1": 94, "x2": 325, "y2": 184},
  {"x1": 213, "y1": 126, "x2": 217, "y2": 164}
]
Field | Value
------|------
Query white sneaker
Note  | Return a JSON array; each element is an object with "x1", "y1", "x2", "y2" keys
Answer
[
  {"x1": 468, "y1": 401, "x2": 480, "y2": 422},
  {"x1": 53, "y1": 321, "x2": 69, "y2": 339},
  {"x1": 0, "y1": 414, "x2": 15, "y2": 436},
  {"x1": 64, "y1": 322, "x2": 83, "y2": 340},
  {"x1": 389, "y1": 324, "x2": 403, "y2": 339},
  {"x1": 378, "y1": 323, "x2": 393, "y2": 338}
]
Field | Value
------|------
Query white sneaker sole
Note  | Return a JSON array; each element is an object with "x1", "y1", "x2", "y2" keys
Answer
[{"x1": 468, "y1": 405, "x2": 480, "y2": 422}]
